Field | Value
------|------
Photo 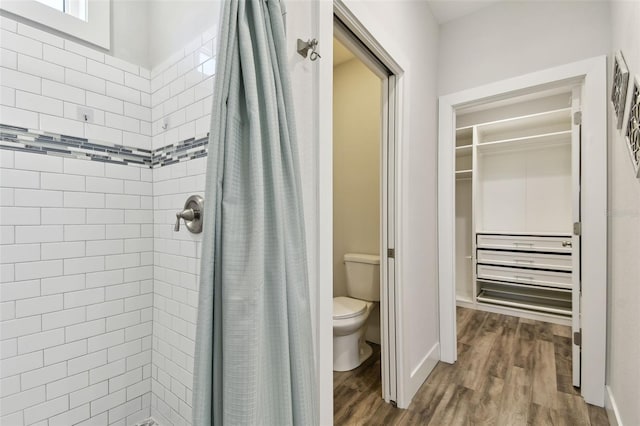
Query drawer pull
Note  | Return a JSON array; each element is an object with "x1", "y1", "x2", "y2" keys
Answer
[
  {"x1": 562, "y1": 241, "x2": 572, "y2": 247},
  {"x1": 513, "y1": 242, "x2": 534, "y2": 246},
  {"x1": 515, "y1": 275, "x2": 534, "y2": 281},
  {"x1": 514, "y1": 259, "x2": 534, "y2": 263}
]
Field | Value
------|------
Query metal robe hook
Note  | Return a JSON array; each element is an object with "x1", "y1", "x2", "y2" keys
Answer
[{"x1": 297, "y1": 38, "x2": 321, "y2": 61}]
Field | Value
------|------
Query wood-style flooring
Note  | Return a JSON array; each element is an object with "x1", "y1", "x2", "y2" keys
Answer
[{"x1": 333, "y1": 307, "x2": 609, "y2": 425}]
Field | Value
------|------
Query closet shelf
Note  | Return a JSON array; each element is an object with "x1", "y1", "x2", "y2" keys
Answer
[
  {"x1": 476, "y1": 291, "x2": 571, "y2": 316},
  {"x1": 476, "y1": 107, "x2": 571, "y2": 142},
  {"x1": 455, "y1": 145, "x2": 472, "y2": 156},
  {"x1": 477, "y1": 130, "x2": 571, "y2": 153},
  {"x1": 456, "y1": 127, "x2": 473, "y2": 148},
  {"x1": 477, "y1": 279, "x2": 572, "y2": 315},
  {"x1": 455, "y1": 169, "x2": 472, "y2": 179}
]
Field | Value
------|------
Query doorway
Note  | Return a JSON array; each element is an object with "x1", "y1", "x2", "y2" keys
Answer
[
  {"x1": 438, "y1": 57, "x2": 607, "y2": 406},
  {"x1": 331, "y1": 14, "x2": 400, "y2": 414}
]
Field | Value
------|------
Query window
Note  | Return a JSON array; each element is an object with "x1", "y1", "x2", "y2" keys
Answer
[
  {"x1": 1, "y1": 0, "x2": 109, "y2": 49},
  {"x1": 35, "y1": 0, "x2": 87, "y2": 21}
]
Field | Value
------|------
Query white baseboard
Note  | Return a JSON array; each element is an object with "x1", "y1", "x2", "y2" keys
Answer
[
  {"x1": 398, "y1": 342, "x2": 439, "y2": 409},
  {"x1": 455, "y1": 299, "x2": 475, "y2": 310},
  {"x1": 605, "y1": 386, "x2": 623, "y2": 426}
]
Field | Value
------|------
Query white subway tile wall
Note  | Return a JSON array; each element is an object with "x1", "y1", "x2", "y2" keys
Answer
[
  {"x1": 0, "y1": 16, "x2": 153, "y2": 425},
  {"x1": 148, "y1": 27, "x2": 214, "y2": 425},
  {"x1": 1, "y1": 14, "x2": 217, "y2": 426},
  {"x1": 0, "y1": 17, "x2": 152, "y2": 151},
  {"x1": 150, "y1": 159, "x2": 206, "y2": 426},
  {"x1": 150, "y1": 30, "x2": 215, "y2": 151},
  {"x1": 0, "y1": 151, "x2": 154, "y2": 426}
]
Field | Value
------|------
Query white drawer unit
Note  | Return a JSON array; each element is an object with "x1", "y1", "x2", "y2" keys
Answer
[
  {"x1": 476, "y1": 234, "x2": 573, "y2": 253},
  {"x1": 477, "y1": 265, "x2": 572, "y2": 289},
  {"x1": 477, "y1": 250, "x2": 572, "y2": 271},
  {"x1": 475, "y1": 233, "x2": 575, "y2": 317}
]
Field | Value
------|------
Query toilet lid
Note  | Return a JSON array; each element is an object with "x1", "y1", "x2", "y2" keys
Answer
[{"x1": 333, "y1": 296, "x2": 367, "y2": 320}]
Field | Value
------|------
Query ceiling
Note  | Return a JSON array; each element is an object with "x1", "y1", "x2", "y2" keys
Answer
[
  {"x1": 426, "y1": 0, "x2": 503, "y2": 24},
  {"x1": 334, "y1": 2, "x2": 505, "y2": 59}
]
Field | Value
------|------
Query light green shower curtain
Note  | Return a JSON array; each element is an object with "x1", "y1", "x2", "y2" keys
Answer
[{"x1": 192, "y1": 0, "x2": 318, "y2": 425}]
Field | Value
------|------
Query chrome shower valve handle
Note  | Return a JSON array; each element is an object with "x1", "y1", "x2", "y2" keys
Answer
[
  {"x1": 174, "y1": 195, "x2": 204, "y2": 233},
  {"x1": 174, "y1": 208, "x2": 195, "y2": 231}
]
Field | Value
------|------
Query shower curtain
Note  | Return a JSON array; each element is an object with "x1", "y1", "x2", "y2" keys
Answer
[{"x1": 192, "y1": 0, "x2": 318, "y2": 425}]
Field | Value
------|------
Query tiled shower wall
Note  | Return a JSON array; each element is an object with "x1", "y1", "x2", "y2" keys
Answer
[
  {"x1": 0, "y1": 152, "x2": 154, "y2": 426},
  {"x1": 0, "y1": 16, "x2": 152, "y2": 148},
  {"x1": 0, "y1": 13, "x2": 217, "y2": 426},
  {"x1": 0, "y1": 15, "x2": 154, "y2": 426},
  {"x1": 149, "y1": 160, "x2": 206, "y2": 426},
  {"x1": 148, "y1": 30, "x2": 215, "y2": 426}
]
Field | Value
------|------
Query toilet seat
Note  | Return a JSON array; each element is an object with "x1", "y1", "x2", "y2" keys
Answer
[{"x1": 333, "y1": 296, "x2": 367, "y2": 320}]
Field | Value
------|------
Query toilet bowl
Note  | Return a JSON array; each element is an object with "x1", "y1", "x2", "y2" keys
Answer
[
  {"x1": 333, "y1": 296, "x2": 374, "y2": 371},
  {"x1": 333, "y1": 253, "x2": 380, "y2": 372}
]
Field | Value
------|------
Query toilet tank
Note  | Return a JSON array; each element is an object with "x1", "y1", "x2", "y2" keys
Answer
[{"x1": 344, "y1": 253, "x2": 380, "y2": 301}]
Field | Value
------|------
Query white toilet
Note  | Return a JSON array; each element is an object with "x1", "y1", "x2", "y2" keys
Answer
[{"x1": 333, "y1": 253, "x2": 380, "y2": 372}]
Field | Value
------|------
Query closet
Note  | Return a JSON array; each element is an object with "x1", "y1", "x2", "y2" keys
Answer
[{"x1": 454, "y1": 88, "x2": 580, "y2": 327}]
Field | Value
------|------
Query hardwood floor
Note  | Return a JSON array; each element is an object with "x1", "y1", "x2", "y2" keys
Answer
[{"x1": 333, "y1": 307, "x2": 610, "y2": 425}]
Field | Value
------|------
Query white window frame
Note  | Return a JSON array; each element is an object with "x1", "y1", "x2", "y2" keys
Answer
[{"x1": 1, "y1": 0, "x2": 110, "y2": 49}]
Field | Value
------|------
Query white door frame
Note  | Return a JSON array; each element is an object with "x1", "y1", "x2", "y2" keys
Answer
[
  {"x1": 333, "y1": 17, "x2": 398, "y2": 405},
  {"x1": 437, "y1": 56, "x2": 607, "y2": 406},
  {"x1": 317, "y1": 0, "x2": 406, "y2": 422}
]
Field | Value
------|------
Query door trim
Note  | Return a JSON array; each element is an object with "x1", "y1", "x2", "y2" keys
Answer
[
  {"x1": 437, "y1": 56, "x2": 607, "y2": 406},
  {"x1": 318, "y1": 0, "x2": 407, "y2": 420},
  {"x1": 333, "y1": 18, "x2": 397, "y2": 405},
  {"x1": 570, "y1": 85, "x2": 582, "y2": 388}
]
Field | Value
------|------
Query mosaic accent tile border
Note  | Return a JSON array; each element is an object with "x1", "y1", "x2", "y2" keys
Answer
[
  {"x1": 0, "y1": 124, "x2": 209, "y2": 168},
  {"x1": 151, "y1": 135, "x2": 209, "y2": 168}
]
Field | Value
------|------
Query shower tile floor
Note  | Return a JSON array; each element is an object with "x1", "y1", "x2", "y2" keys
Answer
[{"x1": 333, "y1": 307, "x2": 609, "y2": 425}]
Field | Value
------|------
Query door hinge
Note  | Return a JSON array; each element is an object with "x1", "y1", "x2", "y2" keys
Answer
[
  {"x1": 387, "y1": 248, "x2": 395, "y2": 259},
  {"x1": 573, "y1": 330, "x2": 582, "y2": 347},
  {"x1": 573, "y1": 222, "x2": 582, "y2": 236},
  {"x1": 573, "y1": 111, "x2": 582, "y2": 125}
]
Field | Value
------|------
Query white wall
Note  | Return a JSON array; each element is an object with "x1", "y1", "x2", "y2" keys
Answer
[
  {"x1": 111, "y1": 0, "x2": 150, "y2": 68},
  {"x1": 606, "y1": 2, "x2": 640, "y2": 424},
  {"x1": 437, "y1": 1, "x2": 611, "y2": 95},
  {"x1": 282, "y1": 0, "x2": 324, "y2": 420},
  {"x1": 333, "y1": 58, "x2": 381, "y2": 298}
]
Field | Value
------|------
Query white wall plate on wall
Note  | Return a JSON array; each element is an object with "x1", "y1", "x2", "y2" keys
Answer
[
  {"x1": 624, "y1": 75, "x2": 640, "y2": 179},
  {"x1": 611, "y1": 51, "x2": 629, "y2": 130}
]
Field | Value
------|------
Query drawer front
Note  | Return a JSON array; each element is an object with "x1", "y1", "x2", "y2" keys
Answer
[
  {"x1": 477, "y1": 234, "x2": 573, "y2": 253},
  {"x1": 477, "y1": 250, "x2": 571, "y2": 271},
  {"x1": 477, "y1": 265, "x2": 572, "y2": 289}
]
